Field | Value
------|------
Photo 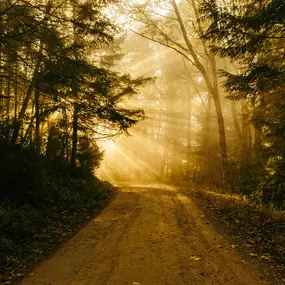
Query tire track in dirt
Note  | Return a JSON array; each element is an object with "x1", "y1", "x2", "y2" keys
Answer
[{"x1": 18, "y1": 185, "x2": 269, "y2": 285}]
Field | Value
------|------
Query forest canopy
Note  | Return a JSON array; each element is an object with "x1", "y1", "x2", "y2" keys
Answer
[
  {"x1": 98, "y1": 0, "x2": 285, "y2": 210},
  {"x1": 1, "y1": 0, "x2": 285, "y2": 208},
  {"x1": 0, "y1": 0, "x2": 149, "y2": 166}
]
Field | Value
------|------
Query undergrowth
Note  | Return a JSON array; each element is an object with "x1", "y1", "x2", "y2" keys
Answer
[
  {"x1": 185, "y1": 185, "x2": 285, "y2": 282},
  {"x1": 0, "y1": 144, "x2": 114, "y2": 283}
]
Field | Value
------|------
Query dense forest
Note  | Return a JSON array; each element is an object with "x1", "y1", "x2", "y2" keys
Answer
[
  {"x1": 1, "y1": 0, "x2": 285, "y2": 282},
  {"x1": 100, "y1": 0, "x2": 285, "y2": 210}
]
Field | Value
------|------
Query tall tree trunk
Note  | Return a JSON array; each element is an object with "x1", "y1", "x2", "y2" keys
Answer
[
  {"x1": 253, "y1": 100, "x2": 264, "y2": 157},
  {"x1": 28, "y1": 99, "x2": 35, "y2": 144},
  {"x1": 209, "y1": 55, "x2": 228, "y2": 187},
  {"x1": 186, "y1": 91, "x2": 192, "y2": 173},
  {"x1": 71, "y1": 103, "x2": 79, "y2": 169},
  {"x1": 59, "y1": 106, "x2": 69, "y2": 160},
  {"x1": 13, "y1": 64, "x2": 18, "y2": 125},
  {"x1": 35, "y1": 86, "x2": 41, "y2": 156},
  {"x1": 0, "y1": 49, "x2": 3, "y2": 115},
  {"x1": 23, "y1": 114, "x2": 36, "y2": 143},
  {"x1": 172, "y1": 0, "x2": 228, "y2": 187},
  {"x1": 203, "y1": 94, "x2": 212, "y2": 178},
  {"x1": 231, "y1": 101, "x2": 242, "y2": 141},
  {"x1": 11, "y1": 45, "x2": 43, "y2": 144},
  {"x1": 6, "y1": 66, "x2": 11, "y2": 122},
  {"x1": 248, "y1": 124, "x2": 252, "y2": 162},
  {"x1": 240, "y1": 101, "x2": 251, "y2": 185},
  {"x1": 70, "y1": 1, "x2": 79, "y2": 169},
  {"x1": 4, "y1": 64, "x2": 11, "y2": 138},
  {"x1": 213, "y1": 90, "x2": 228, "y2": 185},
  {"x1": 254, "y1": 128, "x2": 261, "y2": 155}
]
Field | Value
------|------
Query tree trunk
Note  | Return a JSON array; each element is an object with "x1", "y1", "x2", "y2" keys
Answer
[
  {"x1": 240, "y1": 101, "x2": 251, "y2": 186},
  {"x1": 35, "y1": 87, "x2": 41, "y2": 156},
  {"x1": 3, "y1": 64, "x2": 11, "y2": 138},
  {"x1": 172, "y1": 0, "x2": 228, "y2": 187},
  {"x1": 254, "y1": 127, "x2": 261, "y2": 155},
  {"x1": 6, "y1": 66, "x2": 11, "y2": 122},
  {"x1": 71, "y1": 103, "x2": 79, "y2": 169},
  {"x1": 28, "y1": 98, "x2": 35, "y2": 145},
  {"x1": 59, "y1": 106, "x2": 69, "y2": 160},
  {"x1": 186, "y1": 91, "x2": 192, "y2": 173},
  {"x1": 23, "y1": 114, "x2": 36, "y2": 143},
  {"x1": 0, "y1": 49, "x2": 3, "y2": 116},
  {"x1": 231, "y1": 101, "x2": 242, "y2": 141},
  {"x1": 203, "y1": 94, "x2": 212, "y2": 178},
  {"x1": 253, "y1": 100, "x2": 264, "y2": 157},
  {"x1": 248, "y1": 124, "x2": 252, "y2": 162},
  {"x1": 11, "y1": 45, "x2": 43, "y2": 143},
  {"x1": 212, "y1": 88, "x2": 228, "y2": 186},
  {"x1": 14, "y1": 64, "x2": 18, "y2": 125}
]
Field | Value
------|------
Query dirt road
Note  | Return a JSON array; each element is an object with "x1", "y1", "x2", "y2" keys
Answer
[{"x1": 19, "y1": 185, "x2": 268, "y2": 285}]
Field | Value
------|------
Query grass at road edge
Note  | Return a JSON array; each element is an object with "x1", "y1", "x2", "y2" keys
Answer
[
  {"x1": 180, "y1": 186, "x2": 285, "y2": 283},
  {"x1": 0, "y1": 179, "x2": 116, "y2": 285}
]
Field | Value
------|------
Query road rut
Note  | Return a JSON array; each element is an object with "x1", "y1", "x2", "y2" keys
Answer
[{"x1": 19, "y1": 185, "x2": 268, "y2": 285}]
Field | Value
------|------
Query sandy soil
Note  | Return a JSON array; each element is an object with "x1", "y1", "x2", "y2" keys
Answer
[{"x1": 19, "y1": 185, "x2": 269, "y2": 285}]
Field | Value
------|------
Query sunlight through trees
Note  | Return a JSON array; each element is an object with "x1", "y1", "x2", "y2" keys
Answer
[{"x1": 1, "y1": 0, "x2": 285, "y2": 209}]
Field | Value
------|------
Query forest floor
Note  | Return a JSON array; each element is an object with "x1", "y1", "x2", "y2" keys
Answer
[{"x1": 15, "y1": 184, "x2": 282, "y2": 285}]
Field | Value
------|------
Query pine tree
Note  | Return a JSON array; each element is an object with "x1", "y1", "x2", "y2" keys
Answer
[
  {"x1": 200, "y1": 0, "x2": 285, "y2": 208},
  {"x1": 0, "y1": 0, "x2": 149, "y2": 170}
]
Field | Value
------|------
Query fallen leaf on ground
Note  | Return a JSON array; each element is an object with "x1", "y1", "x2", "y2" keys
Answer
[
  {"x1": 248, "y1": 253, "x2": 258, "y2": 257},
  {"x1": 189, "y1": 256, "x2": 202, "y2": 261},
  {"x1": 231, "y1": 244, "x2": 237, "y2": 249}
]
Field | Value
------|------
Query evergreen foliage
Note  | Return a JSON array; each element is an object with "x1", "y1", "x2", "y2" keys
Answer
[
  {"x1": 199, "y1": 0, "x2": 285, "y2": 208},
  {"x1": 0, "y1": 1, "x2": 148, "y2": 280}
]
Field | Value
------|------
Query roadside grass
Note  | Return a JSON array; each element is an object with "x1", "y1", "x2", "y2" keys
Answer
[
  {"x1": 0, "y1": 179, "x2": 115, "y2": 285},
  {"x1": 182, "y1": 185, "x2": 285, "y2": 282}
]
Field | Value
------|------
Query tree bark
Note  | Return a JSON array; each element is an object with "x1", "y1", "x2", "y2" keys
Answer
[
  {"x1": 35, "y1": 86, "x2": 41, "y2": 156},
  {"x1": 203, "y1": 94, "x2": 212, "y2": 178},
  {"x1": 0, "y1": 48, "x2": 3, "y2": 116},
  {"x1": 13, "y1": 64, "x2": 18, "y2": 125},
  {"x1": 186, "y1": 90, "x2": 192, "y2": 172},
  {"x1": 11, "y1": 45, "x2": 43, "y2": 143},
  {"x1": 254, "y1": 127, "x2": 261, "y2": 155},
  {"x1": 6, "y1": 65, "x2": 11, "y2": 122},
  {"x1": 231, "y1": 101, "x2": 242, "y2": 141},
  {"x1": 171, "y1": 0, "x2": 228, "y2": 187},
  {"x1": 71, "y1": 103, "x2": 79, "y2": 169},
  {"x1": 240, "y1": 101, "x2": 251, "y2": 183}
]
